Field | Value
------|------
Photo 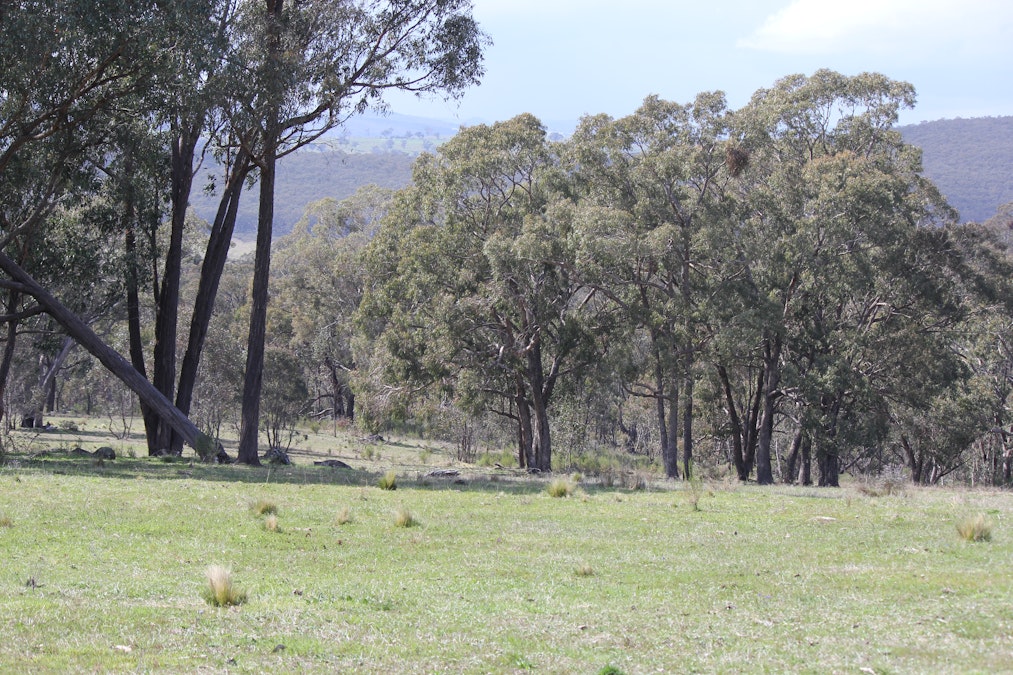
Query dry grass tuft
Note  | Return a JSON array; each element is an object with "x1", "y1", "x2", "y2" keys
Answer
[
  {"x1": 547, "y1": 478, "x2": 574, "y2": 498},
  {"x1": 393, "y1": 505, "x2": 417, "y2": 528},
  {"x1": 335, "y1": 506, "x2": 352, "y2": 525},
  {"x1": 251, "y1": 499, "x2": 278, "y2": 516},
  {"x1": 263, "y1": 514, "x2": 280, "y2": 532},
  {"x1": 574, "y1": 563, "x2": 594, "y2": 577},
  {"x1": 378, "y1": 470, "x2": 398, "y2": 491},
  {"x1": 202, "y1": 565, "x2": 247, "y2": 607},
  {"x1": 0, "y1": 515, "x2": 12, "y2": 528},
  {"x1": 957, "y1": 513, "x2": 992, "y2": 542}
]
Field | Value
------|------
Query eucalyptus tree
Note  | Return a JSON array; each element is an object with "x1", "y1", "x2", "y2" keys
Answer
[
  {"x1": 270, "y1": 188, "x2": 393, "y2": 429},
  {"x1": 360, "y1": 114, "x2": 609, "y2": 471},
  {"x1": 730, "y1": 70, "x2": 962, "y2": 485},
  {"x1": 226, "y1": 0, "x2": 487, "y2": 464},
  {"x1": 566, "y1": 93, "x2": 738, "y2": 478}
]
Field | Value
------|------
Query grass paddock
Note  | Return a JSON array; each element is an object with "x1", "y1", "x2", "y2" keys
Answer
[{"x1": 0, "y1": 425, "x2": 1010, "y2": 673}]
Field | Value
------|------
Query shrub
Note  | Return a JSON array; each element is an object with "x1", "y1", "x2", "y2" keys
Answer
[
  {"x1": 378, "y1": 470, "x2": 398, "y2": 490},
  {"x1": 547, "y1": 478, "x2": 574, "y2": 498},
  {"x1": 957, "y1": 513, "x2": 992, "y2": 542},
  {"x1": 202, "y1": 566, "x2": 247, "y2": 607},
  {"x1": 394, "y1": 505, "x2": 416, "y2": 528},
  {"x1": 598, "y1": 666, "x2": 626, "y2": 675},
  {"x1": 251, "y1": 499, "x2": 278, "y2": 516}
]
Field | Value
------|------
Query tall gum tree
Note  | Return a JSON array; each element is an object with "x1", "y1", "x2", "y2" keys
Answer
[
  {"x1": 566, "y1": 93, "x2": 736, "y2": 479},
  {"x1": 228, "y1": 0, "x2": 488, "y2": 464},
  {"x1": 359, "y1": 114, "x2": 609, "y2": 471}
]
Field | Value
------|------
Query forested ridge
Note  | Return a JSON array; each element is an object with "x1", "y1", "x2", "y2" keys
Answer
[
  {"x1": 200, "y1": 115, "x2": 1013, "y2": 239},
  {"x1": 900, "y1": 116, "x2": 1013, "y2": 224},
  {"x1": 3, "y1": 2, "x2": 1013, "y2": 488}
]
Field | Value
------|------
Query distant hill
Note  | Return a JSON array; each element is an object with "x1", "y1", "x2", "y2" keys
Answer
[
  {"x1": 189, "y1": 150, "x2": 416, "y2": 237},
  {"x1": 189, "y1": 113, "x2": 1013, "y2": 239},
  {"x1": 899, "y1": 116, "x2": 1013, "y2": 224}
]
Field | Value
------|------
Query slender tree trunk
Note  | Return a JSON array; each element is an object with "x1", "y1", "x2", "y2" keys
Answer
[
  {"x1": 755, "y1": 334, "x2": 782, "y2": 485},
  {"x1": 515, "y1": 381, "x2": 533, "y2": 469},
  {"x1": 236, "y1": 149, "x2": 276, "y2": 465},
  {"x1": 717, "y1": 364, "x2": 747, "y2": 480},
  {"x1": 681, "y1": 360, "x2": 694, "y2": 479},
  {"x1": 667, "y1": 383, "x2": 679, "y2": 478},
  {"x1": 149, "y1": 129, "x2": 199, "y2": 453},
  {"x1": 0, "y1": 290, "x2": 20, "y2": 425},
  {"x1": 784, "y1": 425, "x2": 804, "y2": 485},
  {"x1": 170, "y1": 153, "x2": 251, "y2": 454},
  {"x1": 527, "y1": 342, "x2": 552, "y2": 471}
]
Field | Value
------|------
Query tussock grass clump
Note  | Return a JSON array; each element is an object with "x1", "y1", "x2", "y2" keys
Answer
[
  {"x1": 393, "y1": 505, "x2": 417, "y2": 528},
  {"x1": 547, "y1": 478, "x2": 574, "y2": 498},
  {"x1": 957, "y1": 513, "x2": 993, "y2": 542},
  {"x1": 622, "y1": 472, "x2": 647, "y2": 491},
  {"x1": 335, "y1": 506, "x2": 352, "y2": 525},
  {"x1": 378, "y1": 470, "x2": 398, "y2": 490},
  {"x1": 263, "y1": 514, "x2": 281, "y2": 532},
  {"x1": 201, "y1": 566, "x2": 247, "y2": 607},
  {"x1": 574, "y1": 563, "x2": 594, "y2": 577},
  {"x1": 0, "y1": 515, "x2": 12, "y2": 528},
  {"x1": 251, "y1": 499, "x2": 278, "y2": 516}
]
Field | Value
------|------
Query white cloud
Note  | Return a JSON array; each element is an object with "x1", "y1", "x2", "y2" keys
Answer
[{"x1": 739, "y1": 0, "x2": 1012, "y2": 58}]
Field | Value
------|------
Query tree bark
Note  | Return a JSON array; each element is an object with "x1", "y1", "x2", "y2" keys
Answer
[
  {"x1": 149, "y1": 128, "x2": 199, "y2": 453},
  {"x1": 0, "y1": 251, "x2": 225, "y2": 459},
  {"x1": 236, "y1": 148, "x2": 275, "y2": 465},
  {"x1": 681, "y1": 360, "x2": 694, "y2": 479},
  {"x1": 755, "y1": 334, "x2": 782, "y2": 485},
  {"x1": 170, "y1": 152, "x2": 251, "y2": 454}
]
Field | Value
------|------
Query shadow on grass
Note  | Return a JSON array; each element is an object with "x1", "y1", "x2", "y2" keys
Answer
[{"x1": 0, "y1": 450, "x2": 564, "y2": 496}]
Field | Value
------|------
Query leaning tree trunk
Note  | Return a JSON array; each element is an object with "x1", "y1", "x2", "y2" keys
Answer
[
  {"x1": 0, "y1": 250, "x2": 226, "y2": 460},
  {"x1": 170, "y1": 152, "x2": 250, "y2": 454}
]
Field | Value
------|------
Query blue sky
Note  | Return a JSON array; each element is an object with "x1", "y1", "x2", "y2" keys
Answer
[{"x1": 385, "y1": 0, "x2": 1013, "y2": 129}]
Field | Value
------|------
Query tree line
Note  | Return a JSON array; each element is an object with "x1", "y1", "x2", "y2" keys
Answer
[{"x1": 3, "y1": 4, "x2": 1013, "y2": 486}]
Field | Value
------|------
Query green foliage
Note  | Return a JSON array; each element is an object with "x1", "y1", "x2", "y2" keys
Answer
[
  {"x1": 393, "y1": 504, "x2": 416, "y2": 528},
  {"x1": 251, "y1": 499, "x2": 278, "y2": 516}
]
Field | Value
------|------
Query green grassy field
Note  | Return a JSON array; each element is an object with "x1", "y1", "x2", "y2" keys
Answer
[{"x1": 0, "y1": 420, "x2": 1010, "y2": 673}]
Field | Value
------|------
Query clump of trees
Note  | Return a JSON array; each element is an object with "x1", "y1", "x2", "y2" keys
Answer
[
  {"x1": 0, "y1": 0, "x2": 487, "y2": 462},
  {"x1": 2, "y1": 3, "x2": 1012, "y2": 486}
]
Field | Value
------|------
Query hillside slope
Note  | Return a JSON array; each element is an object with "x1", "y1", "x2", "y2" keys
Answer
[
  {"x1": 900, "y1": 116, "x2": 1013, "y2": 224},
  {"x1": 188, "y1": 114, "x2": 1013, "y2": 238}
]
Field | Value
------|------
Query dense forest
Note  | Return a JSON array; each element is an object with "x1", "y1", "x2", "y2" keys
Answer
[{"x1": 4, "y1": 2, "x2": 1013, "y2": 488}]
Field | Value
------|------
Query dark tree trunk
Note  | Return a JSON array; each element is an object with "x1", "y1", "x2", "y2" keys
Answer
[
  {"x1": 515, "y1": 382, "x2": 533, "y2": 469},
  {"x1": 170, "y1": 152, "x2": 251, "y2": 454},
  {"x1": 149, "y1": 128, "x2": 199, "y2": 453},
  {"x1": 122, "y1": 182, "x2": 161, "y2": 454},
  {"x1": 718, "y1": 363, "x2": 748, "y2": 480},
  {"x1": 656, "y1": 357, "x2": 679, "y2": 478},
  {"x1": 236, "y1": 148, "x2": 276, "y2": 466},
  {"x1": 755, "y1": 334, "x2": 782, "y2": 485},
  {"x1": 0, "y1": 290, "x2": 20, "y2": 425},
  {"x1": 800, "y1": 434, "x2": 812, "y2": 485},
  {"x1": 817, "y1": 444, "x2": 839, "y2": 487},
  {"x1": 682, "y1": 361, "x2": 694, "y2": 479}
]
